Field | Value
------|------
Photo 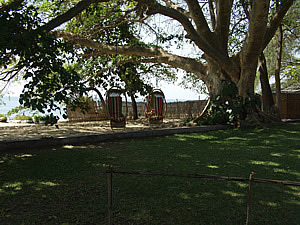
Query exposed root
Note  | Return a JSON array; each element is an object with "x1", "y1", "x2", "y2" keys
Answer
[
  {"x1": 193, "y1": 98, "x2": 210, "y2": 124},
  {"x1": 240, "y1": 106, "x2": 281, "y2": 128}
]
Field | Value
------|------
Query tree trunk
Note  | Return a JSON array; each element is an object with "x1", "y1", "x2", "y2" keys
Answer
[
  {"x1": 90, "y1": 87, "x2": 107, "y2": 115},
  {"x1": 258, "y1": 53, "x2": 275, "y2": 112},
  {"x1": 205, "y1": 58, "x2": 227, "y2": 98},
  {"x1": 274, "y1": 24, "x2": 283, "y2": 117},
  {"x1": 130, "y1": 94, "x2": 138, "y2": 120},
  {"x1": 238, "y1": 62, "x2": 257, "y2": 97},
  {"x1": 90, "y1": 87, "x2": 105, "y2": 102}
]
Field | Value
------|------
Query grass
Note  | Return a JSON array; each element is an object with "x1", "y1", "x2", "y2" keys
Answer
[{"x1": 0, "y1": 122, "x2": 300, "y2": 224}]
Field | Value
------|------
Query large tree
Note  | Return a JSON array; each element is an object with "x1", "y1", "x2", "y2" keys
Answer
[{"x1": 0, "y1": 0, "x2": 296, "y2": 121}]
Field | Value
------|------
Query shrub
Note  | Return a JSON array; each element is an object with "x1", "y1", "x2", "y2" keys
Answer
[
  {"x1": 199, "y1": 81, "x2": 261, "y2": 125},
  {"x1": 13, "y1": 115, "x2": 33, "y2": 121},
  {"x1": 34, "y1": 114, "x2": 58, "y2": 125}
]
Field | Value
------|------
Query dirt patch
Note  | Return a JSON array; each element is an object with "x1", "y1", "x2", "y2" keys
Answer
[{"x1": 0, "y1": 118, "x2": 184, "y2": 142}]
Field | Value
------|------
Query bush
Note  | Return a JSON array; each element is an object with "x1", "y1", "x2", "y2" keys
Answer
[
  {"x1": 34, "y1": 114, "x2": 58, "y2": 125},
  {"x1": 13, "y1": 115, "x2": 33, "y2": 121},
  {"x1": 199, "y1": 81, "x2": 261, "y2": 125},
  {"x1": 34, "y1": 115, "x2": 48, "y2": 121}
]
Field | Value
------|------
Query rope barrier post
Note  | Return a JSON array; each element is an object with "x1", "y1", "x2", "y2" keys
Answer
[
  {"x1": 246, "y1": 172, "x2": 255, "y2": 225},
  {"x1": 107, "y1": 166, "x2": 113, "y2": 225}
]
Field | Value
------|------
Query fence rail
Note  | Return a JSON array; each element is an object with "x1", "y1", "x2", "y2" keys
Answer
[
  {"x1": 106, "y1": 167, "x2": 300, "y2": 225},
  {"x1": 108, "y1": 170, "x2": 300, "y2": 186}
]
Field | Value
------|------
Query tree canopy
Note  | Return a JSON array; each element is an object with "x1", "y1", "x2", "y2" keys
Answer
[{"x1": 0, "y1": 0, "x2": 297, "y2": 121}]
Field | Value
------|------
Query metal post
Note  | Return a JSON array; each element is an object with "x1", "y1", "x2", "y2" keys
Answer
[
  {"x1": 246, "y1": 172, "x2": 255, "y2": 225},
  {"x1": 107, "y1": 166, "x2": 113, "y2": 225}
]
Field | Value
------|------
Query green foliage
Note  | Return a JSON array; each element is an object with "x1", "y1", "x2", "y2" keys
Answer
[
  {"x1": 115, "y1": 62, "x2": 152, "y2": 97},
  {"x1": 13, "y1": 115, "x2": 32, "y2": 121},
  {"x1": 33, "y1": 113, "x2": 58, "y2": 125},
  {"x1": 179, "y1": 72, "x2": 208, "y2": 95},
  {"x1": 0, "y1": 113, "x2": 5, "y2": 117},
  {"x1": 200, "y1": 81, "x2": 261, "y2": 125},
  {"x1": 0, "y1": 2, "x2": 81, "y2": 116},
  {"x1": 20, "y1": 64, "x2": 85, "y2": 118},
  {"x1": 33, "y1": 115, "x2": 47, "y2": 121},
  {"x1": 282, "y1": 65, "x2": 300, "y2": 89},
  {"x1": 262, "y1": 1, "x2": 300, "y2": 91},
  {"x1": 0, "y1": 94, "x2": 4, "y2": 106},
  {"x1": 6, "y1": 105, "x2": 28, "y2": 116},
  {"x1": 33, "y1": 114, "x2": 58, "y2": 125},
  {"x1": 43, "y1": 114, "x2": 58, "y2": 125}
]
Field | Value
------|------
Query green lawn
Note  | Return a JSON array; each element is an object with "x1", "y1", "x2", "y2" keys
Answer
[{"x1": 1, "y1": 122, "x2": 300, "y2": 225}]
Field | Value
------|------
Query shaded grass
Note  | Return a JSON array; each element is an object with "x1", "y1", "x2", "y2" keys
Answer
[{"x1": 0, "y1": 122, "x2": 300, "y2": 224}]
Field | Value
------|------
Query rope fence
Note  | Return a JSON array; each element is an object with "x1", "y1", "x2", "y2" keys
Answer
[{"x1": 106, "y1": 167, "x2": 300, "y2": 225}]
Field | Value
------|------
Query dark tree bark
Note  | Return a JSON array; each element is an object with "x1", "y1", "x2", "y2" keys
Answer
[
  {"x1": 274, "y1": 24, "x2": 283, "y2": 114},
  {"x1": 90, "y1": 87, "x2": 105, "y2": 102},
  {"x1": 130, "y1": 94, "x2": 138, "y2": 120},
  {"x1": 258, "y1": 53, "x2": 275, "y2": 112}
]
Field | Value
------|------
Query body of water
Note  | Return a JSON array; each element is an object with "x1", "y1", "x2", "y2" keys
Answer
[
  {"x1": 0, "y1": 96, "x2": 62, "y2": 119},
  {"x1": 0, "y1": 96, "x2": 20, "y2": 115}
]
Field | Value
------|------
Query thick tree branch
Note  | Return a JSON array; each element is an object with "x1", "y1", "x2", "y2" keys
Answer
[
  {"x1": 136, "y1": 0, "x2": 239, "y2": 79},
  {"x1": 137, "y1": 0, "x2": 214, "y2": 54},
  {"x1": 85, "y1": 57, "x2": 163, "y2": 84},
  {"x1": 40, "y1": 0, "x2": 109, "y2": 32},
  {"x1": 163, "y1": 0, "x2": 191, "y2": 18},
  {"x1": 238, "y1": 0, "x2": 270, "y2": 95},
  {"x1": 56, "y1": 30, "x2": 208, "y2": 80},
  {"x1": 215, "y1": 0, "x2": 233, "y2": 52},
  {"x1": 185, "y1": 0, "x2": 215, "y2": 44},
  {"x1": 262, "y1": 0, "x2": 295, "y2": 50},
  {"x1": 241, "y1": 0, "x2": 270, "y2": 64}
]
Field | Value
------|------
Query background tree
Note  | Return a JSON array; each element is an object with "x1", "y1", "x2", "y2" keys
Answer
[{"x1": 257, "y1": 0, "x2": 299, "y2": 114}]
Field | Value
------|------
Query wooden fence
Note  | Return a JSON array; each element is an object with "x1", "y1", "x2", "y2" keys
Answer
[
  {"x1": 67, "y1": 100, "x2": 208, "y2": 122},
  {"x1": 66, "y1": 92, "x2": 300, "y2": 122},
  {"x1": 67, "y1": 100, "x2": 107, "y2": 122},
  {"x1": 106, "y1": 167, "x2": 300, "y2": 225},
  {"x1": 279, "y1": 93, "x2": 300, "y2": 119}
]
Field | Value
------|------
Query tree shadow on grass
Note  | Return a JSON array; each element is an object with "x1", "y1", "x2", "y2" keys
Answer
[{"x1": 0, "y1": 123, "x2": 299, "y2": 224}]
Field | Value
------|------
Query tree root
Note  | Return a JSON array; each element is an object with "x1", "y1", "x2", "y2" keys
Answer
[
  {"x1": 193, "y1": 98, "x2": 210, "y2": 124},
  {"x1": 240, "y1": 106, "x2": 281, "y2": 128}
]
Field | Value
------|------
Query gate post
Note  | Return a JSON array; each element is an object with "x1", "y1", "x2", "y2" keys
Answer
[{"x1": 246, "y1": 172, "x2": 255, "y2": 225}]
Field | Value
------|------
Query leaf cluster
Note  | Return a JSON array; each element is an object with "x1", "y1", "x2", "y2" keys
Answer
[
  {"x1": 200, "y1": 81, "x2": 261, "y2": 125},
  {"x1": 34, "y1": 114, "x2": 58, "y2": 125},
  {"x1": 0, "y1": 2, "x2": 89, "y2": 116}
]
